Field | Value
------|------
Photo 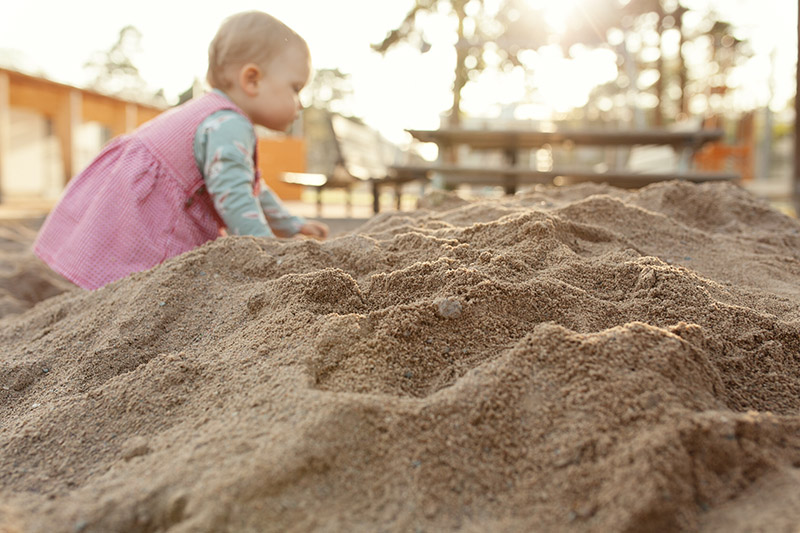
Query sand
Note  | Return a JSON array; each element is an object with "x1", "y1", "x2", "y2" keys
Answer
[
  {"x1": 1, "y1": 180, "x2": 799, "y2": 532},
  {"x1": 0, "y1": 217, "x2": 74, "y2": 320}
]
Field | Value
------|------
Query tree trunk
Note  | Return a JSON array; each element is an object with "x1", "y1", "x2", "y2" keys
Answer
[
  {"x1": 653, "y1": 7, "x2": 665, "y2": 126},
  {"x1": 448, "y1": 2, "x2": 468, "y2": 128},
  {"x1": 677, "y1": 14, "x2": 688, "y2": 116}
]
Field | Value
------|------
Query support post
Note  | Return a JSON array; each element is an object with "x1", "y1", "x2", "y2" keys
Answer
[
  {"x1": 0, "y1": 71, "x2": 9, "y2": 203},
  {"x1": 54, "y1": 89, "x2": 81, "y2": 185},
  {"x1": 372, "y1": 180, "x2": 380, "y2": 214},
  {"x1": 125, "y1": 102, "x2": 137, "y2": 133},
  {"x1": 794, "y1": 0, "x2": 800, "y2": 215}
]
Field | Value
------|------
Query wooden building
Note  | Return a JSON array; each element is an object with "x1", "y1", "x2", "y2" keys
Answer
[
  {"x1": 0, "y1": 67, "x2": 310, "y2": 204},
  {"x1": 0, "y1": 67, "x2": 165, "y2": 201}
]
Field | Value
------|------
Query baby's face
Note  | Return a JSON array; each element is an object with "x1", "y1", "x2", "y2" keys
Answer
[{"x1": 247, "y1": 44, "x2": 310, "y2": 131}]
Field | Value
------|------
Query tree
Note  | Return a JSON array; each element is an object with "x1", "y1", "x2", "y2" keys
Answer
[
  {"x1": 555, "y1": 0, "x2": 674, "y2": 125},
  {"x1": 559, "y1": 0, "x2": 750, "y2": 125},
  {"x1": 305, "y1": 68, "x2": 357, "y2": 116},
  {"x1": 685, "y1": 17, "x2": 752, "y2": 113},
  {"x1": 372, "y1": 0, "x2": 549, "y2": 127},
  {"x1": 374, "y1": 0, "x2": 751, "y2": 130},
  {"x1": 84, "y1": 25, "x2": 163, "y2": 103}
]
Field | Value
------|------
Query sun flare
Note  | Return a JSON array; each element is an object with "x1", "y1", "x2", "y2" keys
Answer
[{"x1": 525, "y1": 0, "x2": 586, "y2": 34}]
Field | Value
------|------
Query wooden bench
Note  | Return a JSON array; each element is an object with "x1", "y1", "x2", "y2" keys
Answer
[
  {"x1": 393, "y1": 164, "x2": 740, "y2": 193},
  {"x1": 406, "y1": 126, "x2": 740, "y2": 194},
  {"x1": 282, "y1": 108, "x2": 428, "y2": 215}
]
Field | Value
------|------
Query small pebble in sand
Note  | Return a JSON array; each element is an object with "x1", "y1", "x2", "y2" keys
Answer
[
  {"x1": 122, "y1": 437, "x2": 151, "y2": 461},
  {"x1": 435, "y1": 297, "x2": 463, "y2": 319}
]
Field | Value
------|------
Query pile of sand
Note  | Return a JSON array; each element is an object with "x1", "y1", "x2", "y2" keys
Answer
[
  {"x1": 1, "y1": 181, "x2": 799, "y2": 532},
  {"x1": 0, "y1": 217, "x2": 73, "y2": 319}
]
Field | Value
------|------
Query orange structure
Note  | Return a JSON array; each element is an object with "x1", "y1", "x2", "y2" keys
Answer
[
  {"x1": 0, "y1": 67, "x2": 308, "y2": 203},
  {"x1": 256, "y1": 136, "x2": 306, "y2": 201},
  {"x1": 0, "y1": 67, "x2": 165, "y2": 195},
  {"x1": 694, "y1": 112, "x2": 755, "y2": 181}
]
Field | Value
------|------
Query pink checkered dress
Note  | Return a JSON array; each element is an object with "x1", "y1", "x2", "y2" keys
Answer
[{"x1": 34, "y1": 92, "x2": 259, "y2": 290}]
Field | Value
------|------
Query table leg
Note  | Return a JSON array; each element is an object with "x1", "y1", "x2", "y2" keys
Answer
[
  {"x1": 372, "y1": 180, "x2": 380, "y2": 213},
  {"x1": 676, "y1": 146, "x2": 692, "y2": 173},
  {"x1": 504, "y1": 148, "x2": 518, "y2": 195}
]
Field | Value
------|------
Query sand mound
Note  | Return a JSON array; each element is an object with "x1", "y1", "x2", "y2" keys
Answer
[
  {"x1": 2, "y1": 181, "x2": 800, "y2": 532},
  {"x1": 0, "y1": 218, "x2": 74, "y2": 319}
]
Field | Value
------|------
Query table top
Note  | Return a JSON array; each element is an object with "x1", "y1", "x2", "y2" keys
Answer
[{"x1": 407, "y1": 127, "x2": 725, "y2": 149}]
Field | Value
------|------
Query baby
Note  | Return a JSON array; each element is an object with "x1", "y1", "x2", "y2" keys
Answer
[{"x1": 34, "y1": 11, "x2": 328, "y2": 290}]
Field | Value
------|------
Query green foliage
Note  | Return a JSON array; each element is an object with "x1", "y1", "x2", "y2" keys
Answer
[
  {"x1": 374, "y1": 0, "x2": 753, "y2": 126},
  {"x1": 372, "y1": 0, "x2": 550, "y2": 125},
  {"x1": 84, "y1": 25, "x2": 159, "y2": 102},
  {"x1": 306, "y1": 68, "x2": 356, "y2": 116}
]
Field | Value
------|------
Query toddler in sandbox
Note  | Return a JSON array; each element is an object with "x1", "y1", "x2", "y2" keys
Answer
[{"x1": 34, "y1": 11, "x2": 328, "y2": 290}]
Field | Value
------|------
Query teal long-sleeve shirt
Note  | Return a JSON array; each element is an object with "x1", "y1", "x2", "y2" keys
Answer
[{"x1": 192, "y1": 92, "x2": 305, "y2": 238}]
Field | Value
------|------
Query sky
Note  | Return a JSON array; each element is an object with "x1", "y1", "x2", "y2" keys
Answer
[{"x1": 0, "y1": 0, "x2": 797, "y2": 143}]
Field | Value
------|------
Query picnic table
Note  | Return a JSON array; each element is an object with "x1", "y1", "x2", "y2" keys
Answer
[
  {"x1": 402, "y1": 126, "x2": 740, "y2": 194},
  {"x1": 282, "y1": 109, "x2": 431, "y2": 215}
]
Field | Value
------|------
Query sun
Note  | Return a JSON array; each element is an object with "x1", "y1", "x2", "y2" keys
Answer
[{"x1": 524, "y1": 0, "x2": 586, "y2": 35}]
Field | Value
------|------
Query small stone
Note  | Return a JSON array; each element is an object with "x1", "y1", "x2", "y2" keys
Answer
[
  {"x1": 167, "y1": 493, "x2": 189, "y2": 524},
  {"x1": 158, "y1": 301, "x2": 166, "y2": 307},
  {"x1": 575, "y1": 504, "x2": 596, "y2": 518},
  {"x1": 435, "y1": 297, "x2": 463, "y2": 319},
  {"x1": 122, "y1": 437, "x2": 151, "y2": 461},
  {"x1": 42, "y1": 368, "x2": 49, "y2": 373}
]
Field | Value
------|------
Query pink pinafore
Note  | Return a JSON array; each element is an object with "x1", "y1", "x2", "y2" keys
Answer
[{"x1": 34, "y1": 92, "x2": 260, "y2": 290}]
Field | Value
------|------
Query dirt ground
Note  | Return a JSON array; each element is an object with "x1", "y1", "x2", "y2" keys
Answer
[{"x1": 1, "y1": 181, "x2": 800, "y2": 532}]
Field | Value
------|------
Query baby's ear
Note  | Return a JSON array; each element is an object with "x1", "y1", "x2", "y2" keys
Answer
[{"x1": 238, "y1": 63, "x2": 262, "y2": 95}]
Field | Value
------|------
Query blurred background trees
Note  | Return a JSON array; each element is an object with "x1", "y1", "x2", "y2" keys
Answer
[
  {"x1": 83, "y1": 25, "x2": 165, "y2": 105},
  {"x1": 373, "y1": 0, "x2": 754, "y2": 129},
  {"x1": 372, "y1": 0, "x2": 551, "y2": 126},
  {"x1": 305, "y1": 68, "x2": 357, "y2": 116}
]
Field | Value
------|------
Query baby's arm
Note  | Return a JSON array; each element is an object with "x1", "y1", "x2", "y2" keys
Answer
[
  {"x1": 259, "y1": 190, "x2": 329, "y2": 239},
  {"x1": 257, "y1": 187, "x2": 306, "y2": 238},
  {"x1": 196, "y1": 111, "x2": 276, "y2": 237},
  {"x1": 196, "y1": 110, "x2": 328, "y2": 240}
]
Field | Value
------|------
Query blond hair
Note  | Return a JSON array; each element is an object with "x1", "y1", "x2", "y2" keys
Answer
[{"x1": 207, "y1": 11, "x2": 309, "y2": 90}]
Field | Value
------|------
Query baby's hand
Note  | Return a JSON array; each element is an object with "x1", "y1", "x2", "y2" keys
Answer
[{"x1": 298, "y1": 220, "x2": 329, "y2": 240}]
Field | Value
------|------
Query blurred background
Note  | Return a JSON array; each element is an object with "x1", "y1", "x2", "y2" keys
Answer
[{"x1": 0, "y1": 0, "x2": 797, "y2": 219}]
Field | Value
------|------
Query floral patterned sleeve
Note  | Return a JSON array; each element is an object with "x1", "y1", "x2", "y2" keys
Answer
[
  {"x1": 194, "y1": 110, "x2": 304, "y2": 238},
  {"x1": 258, "y1": 188, "x2": 305, "y2": 238}
]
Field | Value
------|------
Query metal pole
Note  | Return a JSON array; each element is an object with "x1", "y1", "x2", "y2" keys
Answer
[{"x1": 794, "y1": 0, "x2": 800, "y2": 215}]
